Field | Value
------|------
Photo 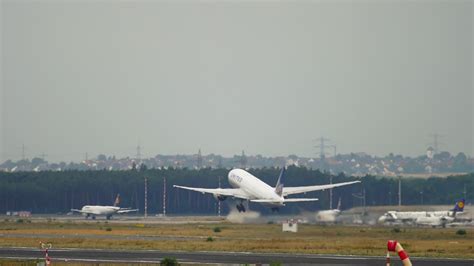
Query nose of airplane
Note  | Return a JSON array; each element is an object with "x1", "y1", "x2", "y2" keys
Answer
[{"x1": 378, "y1": 216, "x2": 386, "y2": 223}]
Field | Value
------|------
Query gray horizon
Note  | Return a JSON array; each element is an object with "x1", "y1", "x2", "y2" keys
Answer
[{"x1": 1, "y1": 0, "x2": 473, "y2": 163}]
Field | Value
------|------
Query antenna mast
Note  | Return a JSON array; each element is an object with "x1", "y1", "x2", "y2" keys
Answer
[
  {"x1": 144, "y1": 176, "x2": 148, "y2": 218},
  {"x1": 218, "y1": 176, "x2": 221, "y2": 217},
  {"x1": 163, "y1": 177, "x2": 167, "y2": 216}
]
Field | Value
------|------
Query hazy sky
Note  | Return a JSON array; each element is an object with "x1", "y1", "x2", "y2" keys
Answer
[{"x1": 1, "y1": 0, "x2": 473, "y2": 162}]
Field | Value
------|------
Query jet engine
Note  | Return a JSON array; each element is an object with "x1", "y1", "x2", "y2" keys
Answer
[{"x1": 213, "y1": 194, "x2": 227, "y2": 201}]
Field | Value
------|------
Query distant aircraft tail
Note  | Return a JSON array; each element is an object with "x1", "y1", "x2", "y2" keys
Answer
[
  {"x1": 114, "y1": 194, "x2": 121, "y2": 207},
  {"x1": 451, "y1": 199, "x2": 465, "y2": 213},
  {"x1": 274, "y1": 167, "x2": 285, "y2": 197}
]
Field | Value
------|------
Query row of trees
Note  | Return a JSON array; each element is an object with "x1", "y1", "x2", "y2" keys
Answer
[{"x1": 0, "y1": 166, "x2": 472, "y2": 214}]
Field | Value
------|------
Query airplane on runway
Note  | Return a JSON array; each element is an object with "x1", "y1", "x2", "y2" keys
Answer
[
  {"x1": 378, "y1": 199, "x2": 466, "y2": 227},
  {"x1": 173, "y1": 168, "x2": 360, "y2": 212},
  {"x1": 71, "y1": 194, "x2": 138, "y2": 220},
  {"x1": 316, "y1": 198, "x2": 342, "y2": 223}
]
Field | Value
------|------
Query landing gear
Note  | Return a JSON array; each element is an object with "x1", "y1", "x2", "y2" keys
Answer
[
  {"x1": 92, "y1": 215, "x2": 96, "y2": 220},
  {"x1": 271, "y1": 207, "x2": 279, "y2": 212},
  {"x1": 106, "y1": 215, "x2": 112, "y2": 220},
  {"x1": 236, "y1": 203, "x2": 246, "y2": 213}
]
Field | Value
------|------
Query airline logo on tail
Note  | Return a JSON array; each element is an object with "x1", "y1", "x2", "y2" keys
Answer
[
  {"x1": 114, "y1": 194, "x2": 121, "y2": 207},
  {"x1": 274, "y1": 167, "x2": 285, "y2": 197},
  {"x1": 452, "y1": 199, "x2": 465, "y2": 212}
]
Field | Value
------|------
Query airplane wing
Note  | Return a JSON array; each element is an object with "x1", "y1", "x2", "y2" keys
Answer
[
  {"x1": 283, "y1": 198, "x2": 319, "y2": 202},
  {"x1": 251, "y1": 198, "x2": 319, "y2": 203},
  {"x1": 173, "y1": 185, "x2": 249, "y2": 200},
  {"x1": 70, "y1": 209, "x2": 98, "y2": 215},
  {"x1": 117, "y1": 208, "x2": 139, "y2": 214},
  {"x1": 282, "y1": 181, "x2": 361, "y2": 196}
]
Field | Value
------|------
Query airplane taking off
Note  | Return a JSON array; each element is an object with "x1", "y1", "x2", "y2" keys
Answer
[
  {"x1": 71, "y1": 194, "x2": 138, "y2": 220},
  {"x1": 378, "y1": 199, "x2": 466, "y2": 227},
  {"x1": 174, "y1": 168, "x2": 360, "y2": 212}
]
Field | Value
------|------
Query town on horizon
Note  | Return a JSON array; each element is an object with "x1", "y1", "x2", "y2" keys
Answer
[{"x1": 1, "y1": 147, "x2": 472, "y2": 177}]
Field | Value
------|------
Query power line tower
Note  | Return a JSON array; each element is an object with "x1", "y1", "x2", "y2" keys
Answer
[
  {"x1": 314, "y1": 137, "x2": 331, "y2": 159},
  {"x1": 197, "y1": 149, "x2": 203, "y2": 169},
  {"x1": 136, "y1": 144, "x2": 142, "y2": 161},
  {"x1": 240, "y1": 150, "x2": 247, "y2": 168},
  {"x1": 21, "y1": 144, "x2": 26, "y2": 161},
  {"x1": 429, "y1": 133, "x2": 444, "y2": 155}
]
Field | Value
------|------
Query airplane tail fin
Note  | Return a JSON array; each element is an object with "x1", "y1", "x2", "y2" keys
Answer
[
  {"x1": 275, "y1": 167, "x2": 285, "y2": 197},
  {"x1": 451, "y1": 198, "x2": 465, "y2": 214},
  {"x1": 114, "y1": 194, "x2": 121, "y2": 207}
]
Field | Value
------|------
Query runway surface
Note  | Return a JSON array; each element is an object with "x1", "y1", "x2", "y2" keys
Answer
[{"x1": 0, "y1": 247, "x2": 472, "y2": 265}]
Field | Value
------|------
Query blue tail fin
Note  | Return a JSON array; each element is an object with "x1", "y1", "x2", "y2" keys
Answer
[
  {"x1": 275, "y1": 167, "x2": 285, "y2": 197},
  {"x1": 452, "y1": 199, "x2": 465, "y2": 212}
]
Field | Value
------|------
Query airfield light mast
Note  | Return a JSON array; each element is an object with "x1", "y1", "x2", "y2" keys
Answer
[
  {"x1": 363, "y1": 188, "x2": 366, "y2": 215},
  {"x1": 330, "y1": 144, "x2": 336, "y2": 209},
  {"x1": 463, "y1": 184, "x2": 467, "y2": 203},
  {"x1": 329, "y1": 175, "x2": 333, "y2": 209},
  {"x1": 352, "y1": 188, "x2": 366, "y2": 216},
  {"x1": 398, "y1": 176, "x2": 402, "y2": 207},
  {"x1": 388, "y1": 191, "x2": 392, "y2": 205},
  {"x1": 315, "y1": 137, "x2": 335, "y2": 207},
  {"x1": 144, "y1": 176, "x2": 148, "y2": 218},
  {"x1": 163, "y1": 177, "x2": 167, "y2": 216},
  {"x1": 218, "y1": 176, "x2": 222, "y2": 217}
]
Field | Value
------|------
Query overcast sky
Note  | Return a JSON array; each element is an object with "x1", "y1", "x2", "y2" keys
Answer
[{"x1": 1, "y1": 0, "x2": 473, "y2": 162}]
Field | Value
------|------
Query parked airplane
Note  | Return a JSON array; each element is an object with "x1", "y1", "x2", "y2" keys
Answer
[
  {"x1": 316, "y1": 198, "x2": 342, "y2": 223},
  {"x1": 378, "y1": 199, "x2": 465, "y2": 226},
  {"x1": 71, "y1": 194, "x2": 138, "y2": 220},
  {"x1": 174, "y1": 168, "x2": 360, "y2": 212},
  {"x1": 414, "y1": 214, "x2": 455, "y2": 227}
]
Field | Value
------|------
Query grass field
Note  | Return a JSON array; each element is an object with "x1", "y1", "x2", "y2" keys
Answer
[{"x1": 0, "y1": 219, "x2": 472, "y2": 259}]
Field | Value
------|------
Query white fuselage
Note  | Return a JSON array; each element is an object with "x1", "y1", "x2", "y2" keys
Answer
[
  {"x1": 379, "y1": 210, "x2": 458, "y2": 223},
  {"x1": 415, "y1": 215, "x2": 454, "y2": 227},
  {"x1": 81, "y1": 205, "x2": 120, "y2": 216},
  {"x1": 228, "y1": 169, "x2": 283, "y2": 206},
  {"x1": 316, "y1": 209, "x2": 341, "y2": 222}
]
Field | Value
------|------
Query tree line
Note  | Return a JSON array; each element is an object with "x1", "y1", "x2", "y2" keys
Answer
[{"x1": 0, "y1": 166, "x2": 472, "y2": 214}]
